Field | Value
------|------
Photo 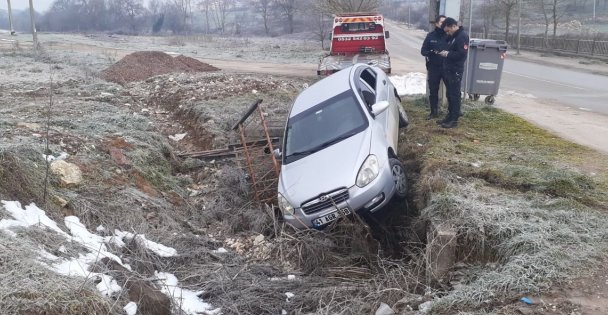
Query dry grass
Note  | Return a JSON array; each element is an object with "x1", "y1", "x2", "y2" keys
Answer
[
  {"x1": 401, "y1": 97, "x2": 608, "y2": 313},
  {"x1": 0, "y1": 228, "x2": 119, "y2": 315}
]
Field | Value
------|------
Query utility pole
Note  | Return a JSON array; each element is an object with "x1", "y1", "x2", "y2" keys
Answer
[
  {"x1": 593, "y1": 0, "x2": 596, "y2": 23},
  {"x1": 28, "y1": 0, "x2": 38, "y2": 53},
  {"x1": 517, "y1": 0, "x2": 522, "y2": 55},
  {"x1": 463, "y1": 0, "x2": 474, "y2": 100},
  {"x1": 7, "y1": 0, "x2": 15, "y2": 35}
]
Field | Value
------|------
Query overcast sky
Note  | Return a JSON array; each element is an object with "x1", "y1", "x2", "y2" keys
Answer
[{"x1": 0, "y1": 0, "x2": 54, "y2": 12}]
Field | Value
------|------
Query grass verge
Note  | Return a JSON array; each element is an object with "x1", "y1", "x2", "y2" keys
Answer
[{"x1": 401, "y1": 97, "x2": 608, "y2": 313}]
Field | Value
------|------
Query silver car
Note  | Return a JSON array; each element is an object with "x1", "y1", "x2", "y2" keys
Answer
[{"x1": 276, "y1": 63, "x2": 409, "y2": 229}]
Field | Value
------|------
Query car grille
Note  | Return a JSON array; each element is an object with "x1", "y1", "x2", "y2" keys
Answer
[{"x1": 301, "y1": 189, "x2": 349, "y2": 215}]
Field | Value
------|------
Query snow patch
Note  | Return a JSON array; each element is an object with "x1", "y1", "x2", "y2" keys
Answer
[
  {"x1": 0, "y1": 201, "x2": 69, "y2": 237},
  {"x1": 390, "y1": 73, "x2": 427, "y2": 96},
  {"x1": 97, "y1": 274, "x2": 122, "y2": 297},
  {"x1": 115, "y1": 230, "x2": 178, "y2": 257},
  {"x1": 503, "y1": 90, "x2": 536, "y2": 98},
  {"x1": 155, "y1": 272, "x2": 221, "y2": 315},
  {"x1": 124, "y1": 301, "x2": 138, "y2": 315}
]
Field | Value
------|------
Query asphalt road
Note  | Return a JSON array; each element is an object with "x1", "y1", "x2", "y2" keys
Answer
[
  {"x1": 501, "y1": 60, "x2": 608, "y2": 115},
  {"x1": 387, "y1": 23, "x2": 608, "y2": 116}
]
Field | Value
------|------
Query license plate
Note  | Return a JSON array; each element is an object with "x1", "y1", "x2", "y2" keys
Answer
[{"x1": 312, "y1": 208, "x2": 352, "y2": 227}]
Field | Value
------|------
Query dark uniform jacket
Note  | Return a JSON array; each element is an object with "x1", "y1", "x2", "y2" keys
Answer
[
  {"x1": 444, "y1": 26, "x2": 470, "y2": 73},
  {"x1": 421, "y1": 27, "x2": 448, "y2": 71}
]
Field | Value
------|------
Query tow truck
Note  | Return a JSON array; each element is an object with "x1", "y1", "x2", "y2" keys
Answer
[{"x1": 318, "y1": 13, "x2": 391, "y2": 75}]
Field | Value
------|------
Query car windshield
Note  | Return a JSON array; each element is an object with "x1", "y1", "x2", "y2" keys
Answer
[{"x1": 284, "y1": 91, "x2": 368, "y2": 163}]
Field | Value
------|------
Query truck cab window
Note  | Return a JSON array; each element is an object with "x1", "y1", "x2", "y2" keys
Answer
[{"x1": 341, "y1": 22, "x2": 376, "y2": 32}]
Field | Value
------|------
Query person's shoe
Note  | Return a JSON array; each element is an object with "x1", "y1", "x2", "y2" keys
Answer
[
  {"x1": 426, "y1": 113, "x2": 439, "y2": 120},
  {"x1": 441, "y1": 120, "x2": 458, "y2": 129}
]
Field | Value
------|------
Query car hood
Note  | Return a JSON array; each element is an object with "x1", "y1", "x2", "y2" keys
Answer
[{"x1": 279, "y1": 130, "x2": 371, "y2": 207}]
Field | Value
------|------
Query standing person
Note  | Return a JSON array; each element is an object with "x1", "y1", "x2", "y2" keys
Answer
[
  {"x1": 437, "y1": 17, "x2": 469, "y2": 129},
  {"x1": 420, "y1": 15, "x2": 447, "y2": 120}
]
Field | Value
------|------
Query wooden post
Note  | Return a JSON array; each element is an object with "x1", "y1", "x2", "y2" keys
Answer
[
  {"x1": 7, "y1": 0, "x2": 15, "y2": 35},
  {"x1": 28, "y1": 0, "x2": 38, "y2": 53}
]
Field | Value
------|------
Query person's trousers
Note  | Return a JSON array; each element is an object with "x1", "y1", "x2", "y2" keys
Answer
[
  {"x1": 427, "y1": 69, "x2": 443, "y2": 114},
  {"x1": 444, "y1": 70, "x2": 463, "y2": 122}
]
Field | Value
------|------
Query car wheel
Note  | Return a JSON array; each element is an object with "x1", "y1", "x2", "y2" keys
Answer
[
  {"x1": 390, "y1": 158, "x2": 407, "y2": 199},
  {"x1": 398, "y1": 109, "x2": 409, "y2": 128}
]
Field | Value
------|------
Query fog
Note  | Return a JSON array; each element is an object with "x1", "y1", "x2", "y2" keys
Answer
[{"x1": 0, "y1": 0, "x2": 53, "y2": 12}]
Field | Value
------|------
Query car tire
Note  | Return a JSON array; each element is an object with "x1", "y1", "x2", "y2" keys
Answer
[
  {"x1": 389, "y1": 158, "x2": 407, "y2": 199},
  {"x1": 398, "y1": 109, "x2": 409, "y2": 129}
]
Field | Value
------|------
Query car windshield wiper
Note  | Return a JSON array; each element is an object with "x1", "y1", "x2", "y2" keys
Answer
[
  {"x1": 288, "y1": 148, "x2": 320, "y2": 157},
  {"x1": 318, "y1": 131, "x2": 359, "y2": 148},
  {"x1": 287, "y1": 131, "x2": 359, "y2": 158}
]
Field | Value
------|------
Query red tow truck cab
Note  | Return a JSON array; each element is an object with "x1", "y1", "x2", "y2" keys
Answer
[{"x1": 317, "y1": 13, "x2": 391, "y2": 75}]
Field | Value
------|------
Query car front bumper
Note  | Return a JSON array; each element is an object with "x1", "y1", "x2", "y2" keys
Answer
[{"x1": 283, "y1": 161, "x2": 396, "y2": 229}]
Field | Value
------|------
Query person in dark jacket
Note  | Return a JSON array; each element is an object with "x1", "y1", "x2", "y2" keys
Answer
[
  {"x1": 420, "y1": 15, "x2": 447, "y2": 119},
  {"x1": 437, "y1": 17, "x2": 469, "y2": 128}
]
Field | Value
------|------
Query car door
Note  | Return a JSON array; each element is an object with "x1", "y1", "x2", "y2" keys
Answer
[{"x1": 365, "y1": 67, "x2": 398, "y2": 150}]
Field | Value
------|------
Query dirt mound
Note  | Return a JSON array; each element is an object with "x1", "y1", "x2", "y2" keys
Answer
[{"x1": 101, "y1": 51, "x2": 219, "y2": 85}]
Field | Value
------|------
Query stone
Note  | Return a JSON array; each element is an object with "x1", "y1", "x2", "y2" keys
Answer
[
  {"x1": 375, "y1": 302, "x2": 395, "y2": 315},
  {"x1": 50, "y1": 160, "x2": 83, "y2": 186},
  {"x1": 17, "y1": 122, "x2": 41, "y2": 130},
  {"x1": 127, "y1": 280, "x2": 171, "y2": 315},
  {"x1": 52, "y1": 195, "x2": 69, "y2": 208},
  {"x1": 253, "y1": 234, "x2": 265, "y2": 246},
  {"x1": 419, "y1": 301, "x2": 433, "y2": 314},
  {"x1": 426, "y1": 223, "x2": 457, "y2": 282},
  {"x1": 393, "y1": 293, "x2": 424, "y2": 312}
]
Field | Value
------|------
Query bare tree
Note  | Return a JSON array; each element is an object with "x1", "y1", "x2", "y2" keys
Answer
[
  {"x1": 173, "y1": 0, "x2": 192, "y2": 32},
  {"x1": 198, "y1": 0, "x2": 212, "y2": 33},
  {"x1": 314, "y1": 0, "x2": 382, "y2": 14},
  {"x1": 252, "y1": 0, "x2": 272, "y2": 35},
  {"x1": 109, "y1": 0, "x2": 145, "y2": 32},
  {"x1": 304, "y1": 1, "x2": 332, "y2": 48},
  {"x1": 479, "y1": 0, "x2": 499, "y2": 37},
  {"x1": 275, "y1": 0, "x2": 296, "y2": 34},
  {"x1": 496, "y1": 0, "x2": 518, "y2": 41},
  {"x1": 537, "y1": 0, "x2": 568, "y2": 49},
  {"x1": 210, "y1": 0, "x2": 234, "y2": 33}
]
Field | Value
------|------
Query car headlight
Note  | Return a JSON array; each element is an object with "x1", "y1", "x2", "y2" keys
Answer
[
  {"x1": 278, "y1": 193, "x2": 295, "y2": 215},
  {"x1": 356, "y1": 155, "x2": 379, "y2": 187}
]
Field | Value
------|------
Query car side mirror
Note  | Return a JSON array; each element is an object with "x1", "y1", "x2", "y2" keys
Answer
[
  {"x1": 273, "y1": 148, "x2": 282, "y2": 159},
  {"x1": 371, "y1": 101, "x2": 390, "y2": 116},
  {"x1": 385, "y1": 31, "x2": 390, "y2": 39}
]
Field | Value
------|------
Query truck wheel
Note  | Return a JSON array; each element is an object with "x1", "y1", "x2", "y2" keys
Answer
[
  {"x1": 390, "y1": 158, "x2": 407, "y2": 200},
  {"x1": 485, "y1": 95, "x2": 495, "y2": 105}
]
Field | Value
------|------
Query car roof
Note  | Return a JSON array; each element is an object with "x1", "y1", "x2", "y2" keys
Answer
[{"x1": 290, "y1": 65, "x2": 359, "y2": 116}]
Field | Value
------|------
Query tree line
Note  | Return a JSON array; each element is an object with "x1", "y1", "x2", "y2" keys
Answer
[
  {"x1": 470, "y1": 0, "x2": 608, "y2": 44},
  {"x1": 0, "y1": 0, "x2": 384, "y2": 36}
]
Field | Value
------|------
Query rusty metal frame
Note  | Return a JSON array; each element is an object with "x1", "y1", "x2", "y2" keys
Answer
[{"x1": 231, "y1": 99, "x2": 282, "y2": 204}]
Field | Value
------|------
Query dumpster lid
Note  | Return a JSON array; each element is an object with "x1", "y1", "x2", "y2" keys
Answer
[{"x1": 470, "y1": 39, "x2": 508, "y2": 51}]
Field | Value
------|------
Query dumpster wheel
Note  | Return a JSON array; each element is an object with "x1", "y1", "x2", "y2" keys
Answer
[
  {"x1": 467, "y1": 94, "x2": 481, "y2": 101},
  {"x1": 485, "y1": 95, "x2": 495, "y2": 105}
]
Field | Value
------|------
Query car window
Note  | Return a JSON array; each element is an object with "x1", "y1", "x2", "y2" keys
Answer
[
  {"x1": 284, "y1": 91, "x2": 369, "y2": 164},
  {"x1": 361, "y1": 68, "x2": 377, "y2": 91}
]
